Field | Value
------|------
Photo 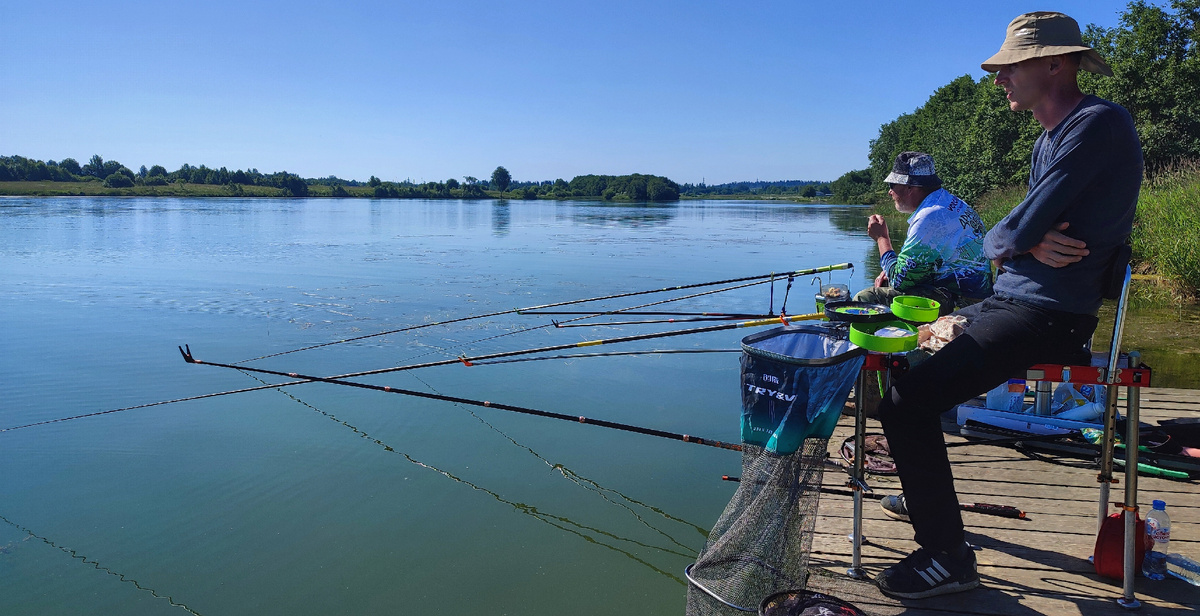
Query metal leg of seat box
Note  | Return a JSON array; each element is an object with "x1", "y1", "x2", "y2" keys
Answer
[
  {"x1": 847, "y1": 369, "x2": 870, "y2": 580},
  {"x1": 1117, "y1": 385, "x2": 1142, "y2": 610},
  {"x1": 1099, "y1": 265, "x2": 1142, "y2": 610}
]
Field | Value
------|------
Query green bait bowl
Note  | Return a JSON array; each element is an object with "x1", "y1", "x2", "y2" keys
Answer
[
  {"x1": 890, "y1": 295, "x2": 940, "y2": 323},
  {"x1": 849, "y1": 320, "x2": 918, "y2": 353}
]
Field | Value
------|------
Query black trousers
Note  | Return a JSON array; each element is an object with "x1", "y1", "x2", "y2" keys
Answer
[{"x1": 878, "y1": 294, "x2": 1098, "y2": 553}]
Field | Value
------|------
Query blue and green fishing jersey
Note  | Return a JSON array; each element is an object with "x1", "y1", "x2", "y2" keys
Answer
[{"x1": 880, "y1": 188, "x2": 992, "y2": 298}]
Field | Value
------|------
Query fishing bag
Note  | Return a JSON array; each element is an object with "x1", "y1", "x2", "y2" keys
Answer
[
  {"x1": 687, "y1": 325, "x2": 864, "y2": 615},
  {"x1": 1093, "y1": 509, "x2": 1152, "y2": 580}
]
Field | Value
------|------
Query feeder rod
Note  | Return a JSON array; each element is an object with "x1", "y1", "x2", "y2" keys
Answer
[
  {"x1": 553, "y1": 316, "x2": 771, "y2": 328},
  {"x1": 186, "y1": 313, "x2": 823, "y2": 385},
  {"x1": 178, "y1": 346, "x2": 742, "y2": 452},
  {"x1": 518, "y1": 311, "x2": 767, "y2": 317}
]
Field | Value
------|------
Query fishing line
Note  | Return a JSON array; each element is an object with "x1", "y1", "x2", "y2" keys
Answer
[
  {"x1": 0, "y1": 513, "x2": 203, "y2": 615},
  {"x1": 244, "y1": 372, "x2": 698, "y2": 578},
  {"x1": 0, "y1": 383, "x2": 296, "y2": 433},
  {"x1": 233, "y1": 264, "x2": 851, "y2": 364}
]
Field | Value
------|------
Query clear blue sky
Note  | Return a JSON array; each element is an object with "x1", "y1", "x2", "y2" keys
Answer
[{"x1": 1, "y1": 1, "x2": 1136, "y2": 185}]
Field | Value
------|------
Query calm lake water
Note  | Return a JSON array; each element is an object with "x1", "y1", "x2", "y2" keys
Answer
[
  {"x1": 2, "y1": 197, "x2": 1195, "y2": 616},
  {"x1": 1, "y1": 197, "x2": 876, "y2": 616}
]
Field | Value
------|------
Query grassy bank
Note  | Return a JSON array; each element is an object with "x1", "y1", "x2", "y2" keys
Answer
[{"x1": 866, "y1": 166, "x2": 1200, "y2": 301}]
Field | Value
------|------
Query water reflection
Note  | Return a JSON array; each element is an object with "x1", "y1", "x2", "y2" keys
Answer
[
  {"x1": 0, "y1": 513, "x2": 203, "y2": 615},
  {"x1": 491, "y1": 201, "x2": 510, "y2": 235},
  {"x1": 566, "y1": 202, "x2": 678, "y2": 228},
  {"x1": 253, "y1": 374, "x2": 702, "y2": 584}
]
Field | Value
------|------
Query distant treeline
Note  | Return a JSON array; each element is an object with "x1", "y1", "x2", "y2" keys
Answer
[
  {"x1": 0, "y1": 154, "x2": 680, "y2": 202},
  {"x1": 830, "y1": 0, "x2": 1200, "y2": 204},
  {"x1": 680, "y1": 179, "x2": 831, "y2": 197},
  {"x1": 503, "y1": 174, "x2": 680, "y2": 201},
  {"x1": 0, "y1": 154, "x2": 316, "y2": 196}
]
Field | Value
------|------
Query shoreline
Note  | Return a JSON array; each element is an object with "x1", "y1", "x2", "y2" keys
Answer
[{"x1": 0, "y1": 181, "x2": 836, "y2": 203}]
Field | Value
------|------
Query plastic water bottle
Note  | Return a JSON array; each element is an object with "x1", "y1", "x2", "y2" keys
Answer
[
  {"x1": 1167, "y1": 553, "x2": 1200, "y2": 586},
  {"x1": 1142, "y1": 500, "x2": 1170, "y2": 580}
]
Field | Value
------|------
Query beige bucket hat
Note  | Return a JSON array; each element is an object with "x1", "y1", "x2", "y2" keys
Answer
[{"x1": 981, "y1": 11, "x2": 1112, "y2": 76}]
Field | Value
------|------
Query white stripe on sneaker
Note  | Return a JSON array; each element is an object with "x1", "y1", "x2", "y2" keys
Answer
[{"x1": 915, "y1": 558, "x2": 952, "y2": 586}]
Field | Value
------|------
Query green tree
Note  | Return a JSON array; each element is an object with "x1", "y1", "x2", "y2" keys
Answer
[
  {"x1": 59, "y1": 158, "x2": 82, "y2": 175},
  {"x1": 491, "y1": 166, "x2": 511, "y2": 196},
  {"x1": 368, "y1": 175, "x2": 382, "y2": 187},
  {"x1": 446, "y1": 178, "x2": 460, "y2": 190},
  {"x1": 103, "y1": 172, "x2": 134, "y2": 188},
  {"x1": 279, "y1": 173, "x2": 308, "y2": 197},
  {"x1": 1083, "y1": 0, "x2": 1200, "y2": 172},
  {"x1": 830, "y1": 169, "x2": 875, "y2": 204},
  {"x1": 82, "y1": 155, "x2": 107, "y2": 179}
]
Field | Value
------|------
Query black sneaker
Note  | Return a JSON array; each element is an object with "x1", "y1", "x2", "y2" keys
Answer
[
  {"x1": 880, "y1": 494, "x2": 910, "y2": 522},
  {"x1": 876, "y1": 545, "x2": 979, "y2": 599}
]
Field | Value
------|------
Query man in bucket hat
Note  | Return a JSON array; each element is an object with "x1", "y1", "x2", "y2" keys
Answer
[
  {"x1": 854, "y1": 151, "x2": 991, "y2": 313},
  {"x1": 873, "y1": 11, "x2": 1142, "y2": 599}
]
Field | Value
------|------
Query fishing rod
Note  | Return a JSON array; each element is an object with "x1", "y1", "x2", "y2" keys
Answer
[
  {"x1": 2, "y1": 350, "x2": 739, "y2": 432},
  {"x1": 376, "y1": 275, "x2": 780, "y2": 373},
  {"x1": 467, "y1": 349, "x2": 740, "y2": 366},
  {"x1": 553, "y1": 315, "x2": 773, "y2": 328},
  {"x1": 235, "y1": 263, "x2": 852, "y2": 363},
  {"x1": 182, "y1": 313, "x2": 824, "y2": 384},
  {"x1": 519, "y1": 311, "x2": 768, "y2": 317},
  {"x1": 180, "y1": 346, "x2": 744, "y2": 452}
]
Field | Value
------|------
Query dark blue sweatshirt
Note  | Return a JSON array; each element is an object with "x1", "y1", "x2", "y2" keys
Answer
[{"x1": 984, "y1": 95, "x2": 1142, "y2": 315}]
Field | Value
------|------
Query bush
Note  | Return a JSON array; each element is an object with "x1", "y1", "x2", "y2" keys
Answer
[
  {"x1": 103, "y1": 172, "x2": 134, "y2": 188},
  {"x1": 144, "y1": 174, "x2": 168, "y2": 186}
]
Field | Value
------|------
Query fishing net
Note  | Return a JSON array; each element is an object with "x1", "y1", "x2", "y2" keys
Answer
[{"x1": 687, "y1": 324, "x2": 864, "y2": 614}]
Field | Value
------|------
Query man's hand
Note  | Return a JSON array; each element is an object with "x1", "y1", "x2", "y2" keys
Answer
[
  {"x1": 1030, "y1": 222, "x2": 1089, "y2": 268},
  {"x1": 874, "y1": 271, "x2": 889, "y2": 288},
  {"x1": 866, "y1": 215, "x2": 889, "y2": 241}
]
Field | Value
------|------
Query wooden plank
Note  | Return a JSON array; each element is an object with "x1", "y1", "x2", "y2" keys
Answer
[{"x1": 808, "y1": 386, "x2": 1200, "y2": 615}]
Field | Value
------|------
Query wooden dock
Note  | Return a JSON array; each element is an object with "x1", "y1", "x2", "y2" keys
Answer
[{"x1": 807, "y1": 387, "x2": 1200, "y2": 615}]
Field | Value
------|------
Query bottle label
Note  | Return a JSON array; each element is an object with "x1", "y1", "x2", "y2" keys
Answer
[{"x1": 1147, "y1": 517, "x2": 1170, "y2": 542}]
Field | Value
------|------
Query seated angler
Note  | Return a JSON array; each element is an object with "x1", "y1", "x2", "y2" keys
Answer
[{"x1": 854, "y1": 152, "x2": 992, "y2": 314}]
